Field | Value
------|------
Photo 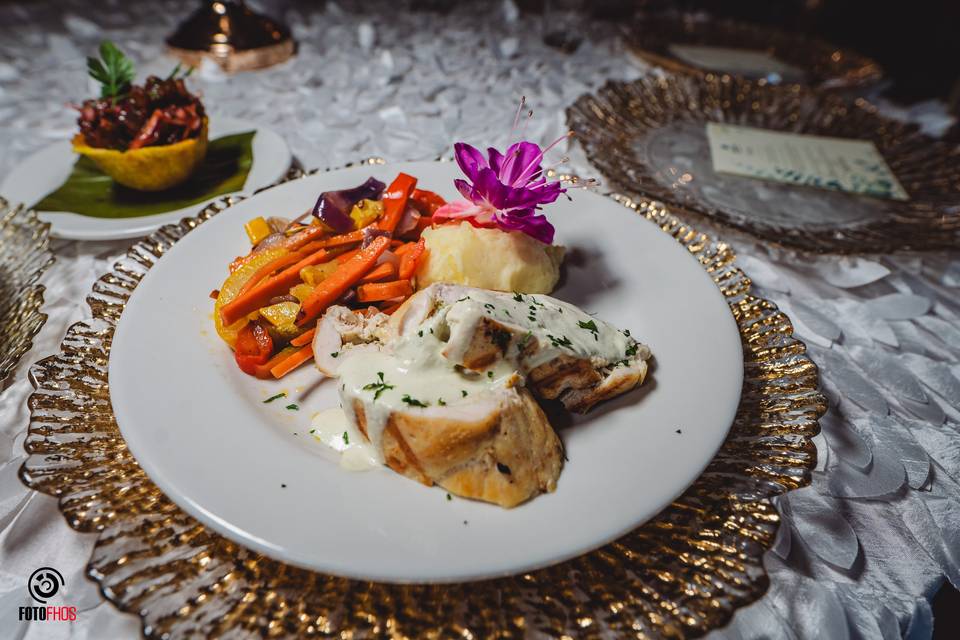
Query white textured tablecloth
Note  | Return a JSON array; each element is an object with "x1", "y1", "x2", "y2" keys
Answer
[{"x1": 1, "y1": 1, "x2": 959, "y2": 638}]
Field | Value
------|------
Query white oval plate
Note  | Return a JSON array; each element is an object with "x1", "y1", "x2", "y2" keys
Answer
[
  {"x1": 109, "y1": 161, "x2": 743, "y2": 583},
  {"x1": 0, "y1": 117, "x2": 290, "y2": 241}
]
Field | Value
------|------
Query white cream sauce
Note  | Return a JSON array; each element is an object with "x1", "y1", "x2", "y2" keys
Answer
[
  {"x1": 309, "y1": 406, "x2": 379, "y2": 470},
  {"x1": 436, "y1": 287, "x2": 637, "y2": 370},
  {"x1": 318, "y1": 285, "x2": 645, "y2": 469}
]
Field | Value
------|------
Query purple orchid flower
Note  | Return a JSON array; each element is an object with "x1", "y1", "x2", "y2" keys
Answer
[{"x1": 434, "y1": 138, "x2": 567, "y2": 244}]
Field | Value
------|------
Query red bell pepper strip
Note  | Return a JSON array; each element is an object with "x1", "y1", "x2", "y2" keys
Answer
[
  {"x1": 410, "y1": 188, "x2": 446, "y2": 215},
  {"x1": 234, "y1": 322, "x2": 274, "y2": 376}
]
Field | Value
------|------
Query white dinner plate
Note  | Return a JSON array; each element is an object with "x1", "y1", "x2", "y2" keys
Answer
[
  {"x1": 0, "y1": 117, "x2": 290, "y2": 241},
  {"x1": 109, "y1": 160, "x2": 743, "y2": 583}
]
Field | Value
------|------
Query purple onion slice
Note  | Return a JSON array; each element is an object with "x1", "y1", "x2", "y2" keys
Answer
[{"x1": 312, "y1": 177, "x2": 386, "y2": 233}]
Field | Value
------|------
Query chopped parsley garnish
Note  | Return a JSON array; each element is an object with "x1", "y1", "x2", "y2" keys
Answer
[
  {"x1": 578, "y1": 319, "x2": 599, "y2": 340},
  {"x1": 263, "y1": 392, "x2": 287, "y2": 404},
  {"x1": 456, "y1": 296, "x2": 471, "y2": 302},
  {"x1": 623, "y1": 329, "x2": 631, "y2": 337},
  {"x1": 625, "y1": 343, "x2": 639, "y2": 357},
  {"x1": 446, "y1": 493, "x2": 452, "y2": 501},
  {"x1": 513, "y1": 292, "x2": 523, "y2": 302},
  {"x1": 461, "y1": 389, "x2": 468, "y2": 397},
  {"x1": 309, "y1": 429, "x2": 316, "y2": 434},
  {"x1": 438, "y1": 398, "x2": 447, "y2": 406},
  {"x1": 330, "y1": 351, "x2": 340, "y2": 358},
  {"x1": 418, "y1": 330, "x2": 423, "y2": 337},
  {"x1": 518, "y1": 331, "x2": 534, "y2": 349},
  {"x1": 487, "y1": 370, "x2": 494, "y2": 379},
  {"x1": 362, "y1": 371, "x2": 394, "y2": 400},
  {"x1": 342, "y1": 431, "x2": 350, "y2": 445},
  {"x1": 484, "y1": 303, "x2": 496, "y2": 311},
  {"x1": 401, "y1": 394, "x2": 429, "y2": 407},
  {"x1": 547, "y1": 334, "x2": 573, "y2": 349},
  {"x1": 285, "y1": 403, "x2": 299, "y2": 411}
]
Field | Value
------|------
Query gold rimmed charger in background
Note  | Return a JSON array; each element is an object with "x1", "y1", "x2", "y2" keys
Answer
[
  {"x1": 0, "y1": 200, "x2": 53, "y2": 387},
  {"x1": 626, "y1": 13, "x2": 883, "y2": 91},
  {"x1": 567, "y1": 74, "x2": 960, "y2": 253},
  {"x1": 166, "y1": 0, "x2": 295, "y2": 73},
  {"x1": 19, "y1": 162, "x2": 823, "y2": 638}
]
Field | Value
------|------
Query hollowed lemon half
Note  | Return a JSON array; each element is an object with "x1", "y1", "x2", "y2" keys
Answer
[{"x1": 72, "y1": 118, "x2": 209, "y2": 191}]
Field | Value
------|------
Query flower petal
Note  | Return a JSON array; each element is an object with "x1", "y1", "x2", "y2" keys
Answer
[
  {"x1": 454, "y1": 143, "x2": 488, "y2": 183},
  {"x1": 496, "y1": 208, "x2": 555, "y2": 244},
  {"x1": 434, "y1": 199, "x2": 484, "y2": 221},
  {"x1": 487, "y1": 147, "x2": 504, "y2": 175},
  {"x1": 474, "y1": 167, "x2": 510, "y2": 210},
  {"x1": 454, "y1": 178, "x2": 478, "y2": 202},
  {"x1": 498, "y1": 141, "x2": 544, "y2": 187}
]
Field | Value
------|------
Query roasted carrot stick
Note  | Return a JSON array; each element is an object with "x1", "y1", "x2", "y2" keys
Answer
[
  {"x1": 296, "y1": 236, "x2": 391, "y2": 326},
  {"x1": 335, "y1": 248, "x2": 360, "y2": 264},
  {"x1": 270, "y1": 344, "x2": 314, "y2": 378},
  {"x1": 398, "y1": 238, "x2": 426, "y2": 280},
  {"x1": 253, "y1": 347, "x2": 297, "y2": 379},
  {"x1": 358, "y1": 262, "x2": 397, "y2": 284},
  {"x1": 290, "y1": 328, "x2": 315, "y2": 347},
  {"x1": 321, "y1": 229, "x2": 366, "y2": 248},
  {"x1": 357, "y1": 279, "x2": 413, "y2": 303},
  {"x1": 377, "y1": 173, "x2": 417, "y2": 234},
  {"x1": 287, "y1": 227, "x2": 365, "y2": 251},
  {"x1": 237, "y1": 241, "x2": 327, "y2": 296},
  {"x1": 220, "y1": 247, "x2": 331, "y2": 326}
]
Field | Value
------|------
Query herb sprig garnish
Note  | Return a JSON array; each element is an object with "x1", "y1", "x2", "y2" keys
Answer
[
  {"x1": 578, "y1": 319, "x2": 599, "y2": 341},
  {"x1": 166, "y1": 62, "x2": 195, "y2": 81},
  {"x1": 87, "y1": 41, "x2": 135, "y2": 100},
  {"x1": 362, "y1": 371, "x2": 395, "y2": 400},
  {"x1": 263, "y1": 392, "x2": 287, "y2": 404},
  {"x1": 547, "y1": 334, "x2": 573, "y2": 349},
  {"x1": 401, "y1": 394, "x2": 429, "y2": 408}
]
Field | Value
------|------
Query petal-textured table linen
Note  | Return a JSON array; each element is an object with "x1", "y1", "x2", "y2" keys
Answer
[{"x1": 1, "y1": 1, "x2": 958, "y2": 638}]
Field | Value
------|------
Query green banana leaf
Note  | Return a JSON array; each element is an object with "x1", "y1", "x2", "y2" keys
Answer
[{"x1": 34, "y1": 131, "x2": 256, "y2": 219}]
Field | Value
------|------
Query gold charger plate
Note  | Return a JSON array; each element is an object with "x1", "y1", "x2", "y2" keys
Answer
[
  {"x1": 19, "y1": 163, "x2": 824, "y2": 638},
  {"x1": 627, "y1": 13, "x2": 883, "y2": 91},
  {"x1": 0, "y1": 199, "x2": 53, "y2": 386},
  {"x1": 568, "y1": 74, "x2": 960, "y2": 254}
]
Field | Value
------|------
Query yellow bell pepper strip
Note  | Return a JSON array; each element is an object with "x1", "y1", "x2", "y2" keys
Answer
[{"x1": 244, "y1": 217, "x2": 273, "y2": 245}]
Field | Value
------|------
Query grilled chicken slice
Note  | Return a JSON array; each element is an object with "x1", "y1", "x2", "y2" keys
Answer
[
  {"x1": 349, "y1": 387, "x2": 563, "y2": 508},
  {"x1": 390, "y1": 283, "x2": 651, "y2": 413},
  {"x1": 313, "y1": 283, "x2": 650, "y2": 507},
  {"x1": 312, "y1": 305, "x2": 391, "y2": 376}
]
